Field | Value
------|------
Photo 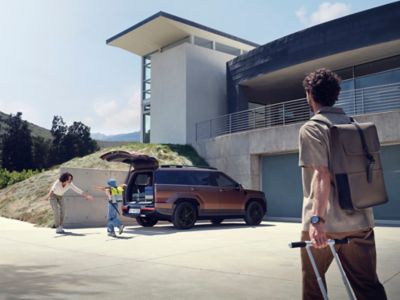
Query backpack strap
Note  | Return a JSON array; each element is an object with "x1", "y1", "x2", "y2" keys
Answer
[
  {"x1": 310, "y1": 113, "x2": 333, "y2": 128},
  {"x1": 352, "y1": 121, "x2": 375, "y2": 183}
]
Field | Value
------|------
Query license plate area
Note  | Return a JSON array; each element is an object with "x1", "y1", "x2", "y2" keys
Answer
[{"x1": 129, "y1": 208, "x2": 141, "y2": 214}]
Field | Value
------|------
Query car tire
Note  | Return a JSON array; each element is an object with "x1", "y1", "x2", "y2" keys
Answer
[
  {"x1": 172, "y1": 202, "x2": 197, "y2": 229},
  {"x1": 244, "y1": 201, "x2": 264, "y2": 226},
  {"x1": 136, "y1": 216, "x2": 158, "y2": 227},
  {"x1": 210, "y1": 218, "x2": 224, "y2": 225}
]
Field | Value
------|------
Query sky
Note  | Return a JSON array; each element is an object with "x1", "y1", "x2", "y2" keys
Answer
[{"x1": 0, "y1": 0, "x2": 394, "y2": 135}]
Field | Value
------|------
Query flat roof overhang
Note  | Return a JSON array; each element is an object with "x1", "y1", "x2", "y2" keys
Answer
[
  {"x1": 228, "y1": 1, "x2": 400, "y2": 105},
  {"x1": 107, "y1": 11, "x2": 259, "y2": 56},
  {"x1": 244, "y1": 39, "x2": 400, "y2": 104}
]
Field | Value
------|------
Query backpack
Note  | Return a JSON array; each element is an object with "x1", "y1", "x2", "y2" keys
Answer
[{"x1": 311, "y1": 114, "x2": 389, "y2": 210}]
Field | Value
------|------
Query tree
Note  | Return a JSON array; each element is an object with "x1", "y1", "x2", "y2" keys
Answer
[
  {"x1": 1, "y1": 112, "x2": 33, "y2": 171},
  {"x1": 49, "y1": 116, "x2": 99, "y2": 164},
  {"x1": 50, "y1": 115, "x2": 68, "y2": 164},
  {"x1": 62, "y1": 121, "x2": 98, "y2": 160},
  {"x1": 32, "y1": 136, "x2": 52, "y2": 169}
]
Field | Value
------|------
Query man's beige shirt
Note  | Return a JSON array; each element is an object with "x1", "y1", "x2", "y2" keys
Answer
[{"x1": 299, "y1": 106, "x2": 374, "y2": 232}]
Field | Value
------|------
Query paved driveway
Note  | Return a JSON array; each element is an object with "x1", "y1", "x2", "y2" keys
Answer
[{"x1": 0, "y1": 217, "x2": 399, "y2": 300}]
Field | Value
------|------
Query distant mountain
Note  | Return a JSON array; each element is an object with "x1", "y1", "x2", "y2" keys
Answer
[
  {"x1": 0, "y1": 111, "x2": 52, "y2": 140},
  {"x1": 91, "y1": 131, "x2": 140, "y2": 142}
]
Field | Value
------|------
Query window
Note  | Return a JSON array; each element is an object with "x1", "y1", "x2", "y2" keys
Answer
[
  {"x1": 191, "y1": 171, "x2": 213, "y2": 186},
  {"x1": 215, "y1": 42, "x2": 241, "y2": 56},
  {"x1": 355, "y1": 68, "x2": 400, "y2": 89},
  {"x1": 214, "y1": 172, "x2": 238, "y2": 187},
  {"x1": 194, "y1": 36, "x2": 213, "y2": 49},
  {"x1": 142, "y1": 55, "x2": 152, "y2": 143},
  {"x1": 155, "y1": 171, "x2": 194, "y2": 185}
]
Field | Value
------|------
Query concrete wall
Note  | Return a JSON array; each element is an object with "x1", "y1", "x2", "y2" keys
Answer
[
  {"x1": 60, "y1": 167, "x2": 136, "y2": 228},
  {"x1": 151, "y1": 42, "x2": 234, "y2": 144},
  {"x1": 186, "y1": 44, "x2": 234, "y2": 143},
  {"x1": 151, "y1": 44, "x2": 187, "y2": 144},
  {"x1": 193, "y1": 110, "x2": 400, "y2": 191}
]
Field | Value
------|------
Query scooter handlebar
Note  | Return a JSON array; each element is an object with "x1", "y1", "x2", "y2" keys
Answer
[{"x1": 288, "y1": 238, "x2": 350, "y2": 248}]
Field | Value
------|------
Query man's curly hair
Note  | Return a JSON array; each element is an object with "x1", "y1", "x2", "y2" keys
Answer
[{"x1": 303, "y1": 68, "x2": 341, "y2": 107}]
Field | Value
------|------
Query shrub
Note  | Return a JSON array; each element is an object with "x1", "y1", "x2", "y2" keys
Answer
[{"x1": 0, "y1": 169, "x2": 41, "y2": 189}]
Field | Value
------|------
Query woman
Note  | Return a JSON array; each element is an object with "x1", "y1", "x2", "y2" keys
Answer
[{"x1": 49, "y1": 172, "x2": 93, "y2": 234}]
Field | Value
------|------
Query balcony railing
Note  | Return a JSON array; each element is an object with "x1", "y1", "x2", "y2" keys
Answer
[{"x1": 195, "y1": 82, "x2": 400, "y2": 141}]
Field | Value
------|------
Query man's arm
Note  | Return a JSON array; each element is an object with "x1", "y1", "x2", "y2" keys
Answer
[{"x1": 309, "y1": 166, "x2": 331, "y2": 248}]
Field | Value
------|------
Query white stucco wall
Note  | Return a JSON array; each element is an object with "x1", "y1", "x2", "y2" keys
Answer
[
  {"x1": 150, "y1": 42, "x2": 234, "y2": 144},
  {"x1": 151, "y1": 45, "x2": 187, "y2": 144},
  {"x1": 186, "y1": 44, "x2": 234, "y2": 143}
]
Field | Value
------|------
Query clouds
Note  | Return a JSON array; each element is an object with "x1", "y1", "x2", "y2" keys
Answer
[
  {"x1": 87, "y1": 86, "x2": 142, "y2": 135},
  {"x1": 296, "y1": 2, "x2": 351, "y2": 27}
]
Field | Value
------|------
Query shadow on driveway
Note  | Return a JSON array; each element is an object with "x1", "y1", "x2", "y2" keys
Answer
[
  {"x1": 124, "y1": 221, "x2": 275, "y2": 236},
  {"x1": 0, "y1": 264, "x2": 117, "y2": 300}
]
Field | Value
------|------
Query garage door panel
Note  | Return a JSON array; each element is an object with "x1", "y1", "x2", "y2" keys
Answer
[
  {"x1": 262, "y1": 145, "x2": 400, "y2": 221},
  {"x1": 262, "y1": 153, "x2": 302, "y2": 218}
]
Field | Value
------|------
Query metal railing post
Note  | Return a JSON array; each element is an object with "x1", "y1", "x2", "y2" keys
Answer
[
  {"x1": 229, "y1": 114, "x2": 232, "y2": 134},
  {"x1": 282, "y1": 102, "x2": 286, "y2": 125},
  {"x1": 361, "y1": 88, "x2": 365, "y2": 114}
]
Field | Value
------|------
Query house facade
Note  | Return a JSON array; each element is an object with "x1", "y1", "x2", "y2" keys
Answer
[{"x1": 108, "y1": 2, "x2": 400, "y2": 222}]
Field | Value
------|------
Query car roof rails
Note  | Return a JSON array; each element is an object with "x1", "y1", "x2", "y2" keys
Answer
[{"x1": 160, "y1": 165, "x2": 217, "y2": 170}]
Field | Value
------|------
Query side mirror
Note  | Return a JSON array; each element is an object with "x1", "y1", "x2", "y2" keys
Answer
[{"x1": 235, "y1": 184, "x2": 243, "y2": 191}]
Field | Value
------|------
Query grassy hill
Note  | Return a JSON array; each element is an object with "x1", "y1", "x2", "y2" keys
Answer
[
  {"x1": 0, "y1": 111, "x2": 52, "y2": 140},
  {"x1": 0, "y1": 143, "x2": 207, "y2": 227}
]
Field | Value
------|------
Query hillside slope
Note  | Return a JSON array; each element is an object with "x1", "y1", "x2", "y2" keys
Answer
[
  {"x1": 0, "y1": 143, "x2": 207, "y2": 227},
  {"x1": 0, "y1": 111, "x2": 52, "y2": 140}
]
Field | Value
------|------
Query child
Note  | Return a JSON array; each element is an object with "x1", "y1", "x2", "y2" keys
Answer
[{"x1": 103, "y1": 178, "x2": 125, "y2": 237}]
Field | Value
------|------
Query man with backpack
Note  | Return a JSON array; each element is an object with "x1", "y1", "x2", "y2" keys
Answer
[{"x1": 298, "y1": 68, "x2": 387, "y2": 299}]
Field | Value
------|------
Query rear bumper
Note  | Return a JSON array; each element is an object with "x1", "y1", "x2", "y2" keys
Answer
[{"x1": 122, "y1": 203, "x2": 171, "y2": 220}]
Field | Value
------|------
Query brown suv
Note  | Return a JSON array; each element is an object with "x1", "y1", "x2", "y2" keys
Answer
[{"x1": 101, "y1": 151, "x2": 267, "y2": 229}]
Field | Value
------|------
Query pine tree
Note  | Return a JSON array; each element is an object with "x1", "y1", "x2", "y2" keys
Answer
[
  {"x1": 49, "y1": 116, "x2": 99, "y2": 164},
  {"x1": 1, "y1": 112, "x2": 33, "y2": 171}
]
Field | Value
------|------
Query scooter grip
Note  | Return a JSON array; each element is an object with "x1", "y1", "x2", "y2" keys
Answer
[
  {"x1": 288, "y1": 241, "x2": 306, "y2": 248},
  {"x1": 334, "y1": 238, "x2": 351, "y2": 244}
]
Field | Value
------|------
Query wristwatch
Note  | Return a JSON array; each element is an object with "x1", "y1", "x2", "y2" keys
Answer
[{"x1": 310, "y1": 215, "x2": 325, "y2": 225}]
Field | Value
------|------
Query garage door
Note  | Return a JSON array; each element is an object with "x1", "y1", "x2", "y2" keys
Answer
[
  {"x1": 262, "y1": 145, "x2": 400, "y2": 221},
  {"x1": 261, "y1": 152, "x2": 302, "y2": 219}
]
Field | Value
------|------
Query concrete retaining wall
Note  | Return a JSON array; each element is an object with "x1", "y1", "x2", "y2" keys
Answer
[{"x1": 60, "y1": 167, "x2": 136, "y2": 228}]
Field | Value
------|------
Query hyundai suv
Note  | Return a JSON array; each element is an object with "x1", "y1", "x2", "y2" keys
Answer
[{"x1": 101, "y1": 151, "x2": 267, "y2": 229}]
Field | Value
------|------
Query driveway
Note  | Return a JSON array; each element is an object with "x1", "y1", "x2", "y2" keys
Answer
[{"x1": 0, "y1": 217, "x2": 399, "y2": 299}]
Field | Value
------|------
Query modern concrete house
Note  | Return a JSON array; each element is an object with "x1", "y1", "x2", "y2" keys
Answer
[
  {"x1": 107, "y1": 12, "x2": 257, "y2": 144},
  {"x1": 108, "y1": 2, "x2": 400, "y2": 222}
]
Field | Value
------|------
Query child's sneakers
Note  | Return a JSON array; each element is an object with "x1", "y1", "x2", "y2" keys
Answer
[
  {"x1": 118, "y1": 225, "x2": 124, "y2": 235},
  {"x1": 56, "y1": 226, "x2": 65, "y2": 234}
]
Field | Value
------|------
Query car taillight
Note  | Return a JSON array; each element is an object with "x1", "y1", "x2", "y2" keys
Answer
[{"x1": 122, "y1": 205, "x2": 128, "y2": 213}]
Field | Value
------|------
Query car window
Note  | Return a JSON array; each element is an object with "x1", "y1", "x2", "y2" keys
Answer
[
  {"x1": 214, "y1": 172, "x2": 238, "y2": 187},
  {"x1": 192, "y1": 171, "x2": 211, "y2": 186},
  {"x1": 155, "y1": 170, "x2": 194, "y2": 185}
]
